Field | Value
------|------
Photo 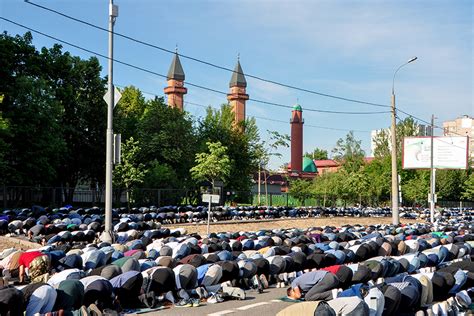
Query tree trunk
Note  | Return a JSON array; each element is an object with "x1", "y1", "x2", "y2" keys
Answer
[{"x1": 126, "y1": 187, "x2": 130, "y2": 211}]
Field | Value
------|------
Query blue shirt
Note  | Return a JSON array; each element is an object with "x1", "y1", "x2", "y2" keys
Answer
[
  {"x1": 197, "y1": 264, "x2": 211, "y2": 284},
  {"x1": 291, "y1": 270, "x2": 328, "y2": 292}
]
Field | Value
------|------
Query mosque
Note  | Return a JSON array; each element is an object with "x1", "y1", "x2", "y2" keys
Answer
[{"x1": 162, "y1": 52, "x2": 318, "y2": 185}]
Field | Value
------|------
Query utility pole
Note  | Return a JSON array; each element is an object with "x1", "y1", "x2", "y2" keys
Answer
[
  {"x1": 207, "y1": 196, "x2": 212, "y2": 236},
  {"x1": 390, "y1": 92, "x2": 399, "y2": 225},
  {"x1": 390, "y1": 57, "x2": 417, "y2": 225},
  {"x1": 429, "y1": 114, "x2": 436, "y2": 223},
  {"x1": 258, "y1": 163, "x2": 261, "y2": 206},
  {"x1": 101, "y1": 0, "x2": 118, "y2": 243}
]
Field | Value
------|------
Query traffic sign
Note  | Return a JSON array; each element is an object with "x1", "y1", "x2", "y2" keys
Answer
[
  {"x1": 202, "y1": 194, "x2": 220, "y2": 204},
  {"x1": 103, "y1": 86, "x2": 122, "y2": 108}
]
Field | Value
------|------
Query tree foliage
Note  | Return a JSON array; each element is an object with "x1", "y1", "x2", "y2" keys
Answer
[
  {"x1": 114, "y1": 86, "x2": 146, "y2": 141},
  {"x1": 436, "y1": 169, "x2": 467, "y2": 201},
  {"x1": 138, "y1": 97, "x2": 198, "y2": 189},
  {"x1": 197, "y1": 105, "x2": 261, "y2": 199},
  {"x1": 332, "y1": 131, "x2": 365, "y2": 173},
  {"x1": 373, "y1": 118, "x2": 420, "y2": 158},
  {"x1": 190, "y1": 141, "x2": 231, "y2": 187},
  {"x1": 289, "y1": 179, "x2": 312, "y2": 204},
  {"x1": 304, "y1": 148, "x2": 328, "y2": 160},
  {"x1": 462, "y1": 173, "x2": 474, "y2": 201},
  {"x1": 0, "y1": 32, "x2": 106, "y2": 199},
  {"x1": 113, "y1": 137, "x2": 147, "y2": 208}
]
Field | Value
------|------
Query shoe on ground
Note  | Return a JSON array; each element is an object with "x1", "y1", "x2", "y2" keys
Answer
[
  {"x1": 259, "y1": 274, "x2": 269, "y2": 289},
  {"x1": 191, "y1": 298, "x2": 200, "y2": 307},
  {"x1": 175, "y1": 299, "x2": 192, "y2": 308},
  {"x1": 250, "y1": 275, "x2": 260, "y2": 289},
  {"x1": 221, "y1": 286, "x2": 246, "y2": 300},
  {"x1": 215, "y1": 293, "x2": 224, "y2": 303},
  {"x1": 207, "y1": 294, "x2": 219, "y2": 304},
  {"x1": 195, "y1": 286, "x2": 208, "y2": 299}
]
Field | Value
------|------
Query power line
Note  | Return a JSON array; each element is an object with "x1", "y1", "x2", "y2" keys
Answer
[
  {"x1": 1, "y1": 17, "x2": 390, "y2": 116},
  {"x1": 24, "y1": 0, "x2": 391, "y2": 109},
  {"x1": 395, "y1": 115, "x2": 467, "y2": 150},
  {"x1": 115, "y1": 84, "x2": 372, "y2": 133},
  {"x1": 396, "y1": 109, "x2": 467, "y2": 138}
]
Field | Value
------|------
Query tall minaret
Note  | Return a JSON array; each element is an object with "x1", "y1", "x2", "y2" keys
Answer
[
  {"x1": 164, "y1": 51, "x2": 187, "y2": 111},
  {"x1": 227, "y1": 58, "x2": 249, "y2": 128},
  {"x1": 290, "y1": 104, "x2": 304, "y2": 173}
]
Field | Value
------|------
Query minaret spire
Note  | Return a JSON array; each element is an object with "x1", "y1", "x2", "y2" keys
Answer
[
  {"x1": 227, "y1": 57, "x2": 249, "y2": 129},
  {"x1": 164, "y1": 51, "x2": 187, "y2": 110},
  {"x1": 290, "y1": 103, "x2": 304, "y2": 174}
]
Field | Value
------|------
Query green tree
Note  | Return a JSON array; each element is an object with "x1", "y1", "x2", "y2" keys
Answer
[
  {"x1": 373, "y1": 117, "x2": 420, "y2": 158},
  {"x1": 344, "y1": 169, "x2": 370, "y2": 206},
  {"x1": 42, "y1": 45, "x2": 106, "y2": 199},
  {"x1": 312, "y1": 171, "x2": 346, "y2": 206},
  {"x1": 0, "y1": 113, "x2": 10, "y2": 182},
  {"x1": 462, "y1": 173, "x2": 474, "y2": 201},
  {"x1": 0, "y1": 32, "x2": 66, "y2": 185},
  {"x1": 198, "y1": 104, "x2": 261, "y2": 201},
  {"x1": 403, "y1": 170, "x2": 430, "y2": 206},
  {"x1": 304, "y1": 148, "x2": 328, "y2": 160},
  {"x1": 362, "y1": 156, "x2": 391, "y2": 205},
  {"x1": 113, "y1": 137, "x2": 147, "y2": 209},
  {"x1": 114, "y1": 86, "x2": 146, "y2": 140},
  {"x1": 0, "y1": 32, "x2": 106, "y2": 202},
  {"x1": 190, "y1": 141, "x2": 231, "y2": 190},
  {"x1": 289, "y1": 179, "x2": 312, "y2": 205},
  {"x1": 436, "y1": 169, "x2": 467, "y2": 201},
  {"x1": 138, "y1": 97, "x2": 198, "y2": 190},
  {"x1": 332, "y1": 131, "x2": 365, "y2": 173}
]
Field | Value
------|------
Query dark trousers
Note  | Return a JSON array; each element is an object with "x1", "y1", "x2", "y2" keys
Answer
[{"x1": 305, "y1": 273, "x2": 339, "y2": 301}]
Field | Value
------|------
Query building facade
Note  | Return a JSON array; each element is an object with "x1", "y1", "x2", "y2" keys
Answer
[{"x1": 443, "y1": 115, "x2": 474, "y2": 160}]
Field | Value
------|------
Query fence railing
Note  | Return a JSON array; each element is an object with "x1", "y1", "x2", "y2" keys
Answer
[{"x1": 1, "y1": 185, "x2": 472, "y2": 209}]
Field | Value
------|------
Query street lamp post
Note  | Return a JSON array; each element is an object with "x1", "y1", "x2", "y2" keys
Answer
[
  {"x1": 101, "y1": 0, "x2": 118, "y2": 243},
  {"x1": 391, "y1": 57, "x2": 417, "y2": 225}
]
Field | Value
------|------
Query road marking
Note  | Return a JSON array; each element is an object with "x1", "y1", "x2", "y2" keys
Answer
[
  {"x1": 270, "y1": 299, "x2": 282, "y2": 302},
  {"x1": 236, "y1": 302, "x2": 270, "y2": 310},
  {"x1": 208, "y1": 310, "x2": 235, "y2": 316}
]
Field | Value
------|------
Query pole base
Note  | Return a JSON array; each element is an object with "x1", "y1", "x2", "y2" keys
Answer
[{"x1": 100, "y1": 231, "x2": 114, "y2": 243}]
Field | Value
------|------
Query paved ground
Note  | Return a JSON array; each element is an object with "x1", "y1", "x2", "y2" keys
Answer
[
  {"x1": 135, "y1": 287, "x2": 292, "y2": 316},
  {"x1": 0, "y1": 236, "x2": 39, "y2": 251},
  {"x1": 165, "y1": 216, "x2": 412, "y2": 236}
]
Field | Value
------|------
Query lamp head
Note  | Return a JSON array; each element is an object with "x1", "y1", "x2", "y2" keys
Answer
[{"x1": 408, "y1": 57, "x2": 418, "y2": 63}]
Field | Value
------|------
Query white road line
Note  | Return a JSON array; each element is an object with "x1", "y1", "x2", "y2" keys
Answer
[
  {"x1": 270, "y1": 299, "x2": 282, "y2": 302},
  {"x1": 207, "y1": 310, "x2": 235, "y2": 316},
  {"x1": 236, "y1": 302, "x2": 270, "y2": 310}
]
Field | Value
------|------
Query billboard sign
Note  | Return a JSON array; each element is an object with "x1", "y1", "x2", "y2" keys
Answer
[{"x1": 403, "y1": 136, "x2": 468, "y2": 169}]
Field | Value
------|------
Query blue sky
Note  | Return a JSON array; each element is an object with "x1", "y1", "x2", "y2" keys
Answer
[{"x1": 1, "y1": 0, "x2": 472, "y2": 168}]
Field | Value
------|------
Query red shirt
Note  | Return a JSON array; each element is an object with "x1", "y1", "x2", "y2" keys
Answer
[
  {"x1": 322, "y1": 265, "x2": 341, "y2": 275},
  {"x1": 18, "y1": 251, "x2": 44, "y2": 268}
]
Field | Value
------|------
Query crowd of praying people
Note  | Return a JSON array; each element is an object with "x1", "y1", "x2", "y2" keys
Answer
[{"x1": 0, "y1": 205, "x2": 473, "y2": 315}]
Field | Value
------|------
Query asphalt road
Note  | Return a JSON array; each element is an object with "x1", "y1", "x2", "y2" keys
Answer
[{"x1": 133, "y1": 287, "x2": 293, "y2": 316}]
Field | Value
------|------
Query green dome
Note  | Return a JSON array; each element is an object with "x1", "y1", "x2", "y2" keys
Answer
[
  {"x1": 293, "y1": 104, "x2": 302, "y2": 112},
  {"x1": 302, "y1": 157, "x2": 317, "y2": 173}
]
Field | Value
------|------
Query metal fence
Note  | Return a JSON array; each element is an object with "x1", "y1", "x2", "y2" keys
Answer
[
  {"x1": 1, "y1": 185, "x2": 473, "y2": 209},
  {"x1": 0, "y1": 186, "x2": 197, "y2": 209}
]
